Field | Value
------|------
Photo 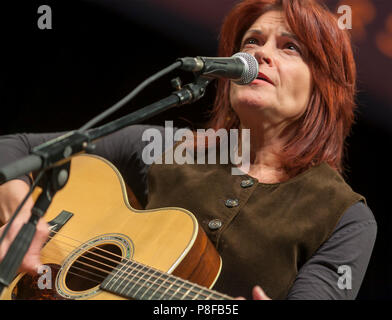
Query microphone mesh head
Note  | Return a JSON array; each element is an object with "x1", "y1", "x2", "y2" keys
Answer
[{"x1": 232, "y1": 52, "x2": 259, "y2": 85}]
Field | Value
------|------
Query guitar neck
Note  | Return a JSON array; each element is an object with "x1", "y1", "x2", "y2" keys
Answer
[{"x1": 100, "y1": 259, "x2": 232, "y2": 300}]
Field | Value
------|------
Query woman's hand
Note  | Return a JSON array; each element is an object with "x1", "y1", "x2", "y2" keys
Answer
[
  {"x1": 0, "y1": 179, "x2": 49, "y2": 275},
  {"x1": 236, "y1": 286, "x2": 272, "y2": 300}
]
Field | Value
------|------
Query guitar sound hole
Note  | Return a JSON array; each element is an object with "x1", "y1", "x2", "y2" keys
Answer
[{"x1": 65, "y1": 244, "x2": 122, "y2": 292}]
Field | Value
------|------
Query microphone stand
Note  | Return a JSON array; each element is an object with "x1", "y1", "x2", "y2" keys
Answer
[{"x1": 0, "y1": 75, "x2": 212, "y2": 296}]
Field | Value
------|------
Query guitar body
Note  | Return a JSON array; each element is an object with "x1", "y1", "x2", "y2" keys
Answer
[{"x1": 1, "y1": 154, "x2": 222, "y2": 300}]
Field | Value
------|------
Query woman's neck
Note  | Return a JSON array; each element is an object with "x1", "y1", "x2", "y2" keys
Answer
[{"x1": 236, "y1": 121, "x2": 293, "y2": 183}]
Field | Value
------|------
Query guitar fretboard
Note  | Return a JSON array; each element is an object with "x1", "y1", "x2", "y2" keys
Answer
[{"x1": 100, "y1": 259, "x2": 232, "y2": 300}]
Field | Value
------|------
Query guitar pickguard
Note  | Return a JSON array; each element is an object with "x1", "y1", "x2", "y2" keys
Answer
[{"x1": 47, "y1": 210, "x2": 74, "y2": 243}]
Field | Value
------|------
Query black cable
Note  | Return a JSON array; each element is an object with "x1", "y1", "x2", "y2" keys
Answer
[{"x1": 78, "y1": 61, "x2": 182, "y2": 132}]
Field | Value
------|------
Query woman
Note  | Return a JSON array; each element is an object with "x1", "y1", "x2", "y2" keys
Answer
[{"x1": 0, "y1": 0, "x2": 377, "y2": 300}]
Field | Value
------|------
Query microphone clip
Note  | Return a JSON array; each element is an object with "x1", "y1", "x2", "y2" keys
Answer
[{"x1": 171, "y1": 75, "x2": 212, "y2": 106}]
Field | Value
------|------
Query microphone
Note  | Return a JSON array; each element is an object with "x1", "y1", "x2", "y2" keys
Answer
[{"x1": 177, "y1": 52, "x2": 259, "y2": 85}]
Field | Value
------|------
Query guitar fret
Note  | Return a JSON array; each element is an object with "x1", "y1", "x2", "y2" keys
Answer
[
  {"x1": 101, "y1": 260, "x2": 138, "y2": 294},
  {"x1": 100, "y1": 259, "x2": 232, "y2": 300},
  {"x1": 101, "y1": 260, "x2": 128, "y2": 291},
  {"x1": 114, "y1": 262, "x2": 134, "y2": 294},
  {"x1": 180, "y1": 284, "x2": 195, "y2": 300},
  {"x1": 196, "y1": 288, "x2": 211, "y2": 300},
  {"x1": 205, "y1": 291, "x2": 214, "y2": 300},
  {"x1": 168, "y1": 279, "x2": 184, "y2": 300},
  {"x1": 176, "y1": 281, "x2": 208, "y2": 300},
  {"x1": 119, "y1": 264, "x2": 148, "y2": 296},
  {"x1": 167, "y1": 279, "x2": 199, "y2": 300},
  {"x1": 156, "y1": 276, "x2": 178, "y2": 300},
  {"x1": 137, "y1": 269, "x2": 162, "y2": 300},
  {"x1": 146, "y1": 273, "x2": 171, "y2": 300},
  {"x1": 129, "y1": 267, "x2": 158, "y2": 298},
  {"x1": 125, "y1": 264, "x2": 166, "y2": 299},
  {"x1": 161, "y1": 278, "x2": 196, "y2": 300},
  {"x1": 192, "y1": 289, "x2": 201, "y2": 300}
]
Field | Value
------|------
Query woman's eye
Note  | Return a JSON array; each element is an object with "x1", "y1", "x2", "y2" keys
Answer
[
  {"x1": 243, "y1": 38, "x2": 258, "y2": 46},
  {"x1": 285, "y1": 43, "x2": 301, "y2": 53}
]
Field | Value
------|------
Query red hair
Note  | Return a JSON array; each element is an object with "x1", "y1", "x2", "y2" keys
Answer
[{"x1": 205, "y1": 0, "x2": 357, "y2": 177}]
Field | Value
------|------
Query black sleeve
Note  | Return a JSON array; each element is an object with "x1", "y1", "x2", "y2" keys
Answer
[
  {"x1": 286, "y1": 201, "x2": 377, "y2": 300},
  {"x1": 0, "y1": 124, "x2": 170, "y2": 207}
]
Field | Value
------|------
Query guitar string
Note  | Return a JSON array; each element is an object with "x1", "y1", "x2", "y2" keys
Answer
[
  {"x1": 41, "y1": 232, "x2": 231, "y2": 300},
  {"x1": 59, "y1": 262, "x2": 105, "y2": 283},
  {"x1": 39, "y1": 247, "x2": 218, "y2": 300},
  {"x1": 59, "y1": 265, "x2": 105, "y2": 285},
  {"x1": 24, "y1": 254, "x2": 105, "y2": 286}
]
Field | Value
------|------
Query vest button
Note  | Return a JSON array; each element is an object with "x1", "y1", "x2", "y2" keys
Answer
[
  {"x1": 225, "y1": 199, "x2": 239, "y2": 208},
  {"x1": 241, "y1": 178, "x2": 254, "y2": 188},
  {"x1": 208, "y1": 219, "x2": 223, "y2": 230}
]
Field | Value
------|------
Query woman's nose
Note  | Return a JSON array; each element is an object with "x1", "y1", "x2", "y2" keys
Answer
[{"x1": 254, "y1": 47, "x2": 273, "y2": 66}]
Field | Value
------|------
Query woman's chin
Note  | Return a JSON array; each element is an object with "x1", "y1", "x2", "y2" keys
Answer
[{"x1": 233, "y1": 101, "x2": 274, "y2": 115}]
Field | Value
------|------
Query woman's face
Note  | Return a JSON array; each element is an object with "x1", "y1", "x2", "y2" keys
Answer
[{"x1": 230, "y1": 10, "x2": 312, "y2": 128}]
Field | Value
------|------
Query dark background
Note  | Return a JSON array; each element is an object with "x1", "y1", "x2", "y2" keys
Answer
[{"x1": 1, "y1": 0, "x2": 391, "y2": 299}]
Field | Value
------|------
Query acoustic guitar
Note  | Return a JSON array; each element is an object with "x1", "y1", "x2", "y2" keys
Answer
[{"x1": 0, "y1": 154, "x2": 232, "y2": 300}]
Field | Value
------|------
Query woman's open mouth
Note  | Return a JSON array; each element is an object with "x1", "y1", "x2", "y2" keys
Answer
[{"x1": 255, "y1": 72, "x2": 274, "y2": 85}]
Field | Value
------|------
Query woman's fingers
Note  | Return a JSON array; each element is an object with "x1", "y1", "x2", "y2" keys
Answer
[{"x1": 252, "y1": 286, "x2": 271, "y2": 300}]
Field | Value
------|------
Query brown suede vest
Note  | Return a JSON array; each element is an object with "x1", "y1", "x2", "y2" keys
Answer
[{"x1": 145, "y1": 151, "x2": 364, "y2": 299}]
